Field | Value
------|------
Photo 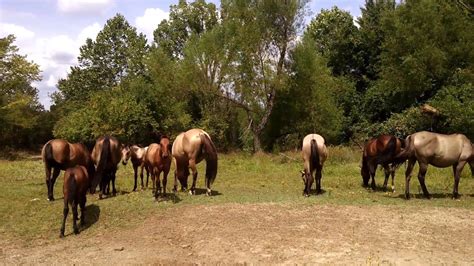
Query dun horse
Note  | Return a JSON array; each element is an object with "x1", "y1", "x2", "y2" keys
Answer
[
  {"x1": 400, "y1": 131, "x2": 474, "y2": 199},
  {"x1": 60, "y1": 165, "x2": 96, "y2": 237},
  {"x1": 172, "y1": 128, "x2": 218, "y2": 196},
  {"x1": 91, "y1": 136, "x2": 124, "y2": 199},
  {"x1": 41, "y1": 139, "x2": 94, "y2": 201},
  {"x1": 361, "y1": 135, "x2": 405, "y2": 192},
  {"x1": 301, "y1": 134, "x2": 328, "y2": 197},
  {"x1": 144, "y1": 136, "x2": 172, "y2": 199},
  {"x1": 122, "y1": 145, "x2": 149, "y2": 191}
]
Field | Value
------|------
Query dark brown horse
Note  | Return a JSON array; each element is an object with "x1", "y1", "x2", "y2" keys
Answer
[
  {"x1": 300, "y1": 134, "x2": 328, "y2": 197},
  {"x1": 60, "y1": 165, "x2": 95, "y2": 237},
  {"x1": 361, "y1": 135, "x2": 405, "y2": 192},
  {"x1": 400, "y1": 131, "x2": 474, "y2": 199},
  {"x1": 91, "y1": 136, "x2": 124, "y2": 199},
  {"x1": 122, "y1": 145, "x2": 149, "y2": 191},
  {"x1": 144, "y1": 136, "x2": 172, "y2": 199},
  {"x1": 172, "y1": 129, "x2": 218, "y2": 196},
  {"x1": 41, "y1": 139, "x2": 95, "y2": 201}
]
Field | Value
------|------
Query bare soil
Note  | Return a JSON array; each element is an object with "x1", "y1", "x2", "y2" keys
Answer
[{"x1": 1, "y1": 203, "x2": 473, "y2": 265}]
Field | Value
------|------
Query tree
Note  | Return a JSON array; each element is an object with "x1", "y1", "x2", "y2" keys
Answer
[{"x1": 0, "y1": 34, "x2": 46, "y2": 148}]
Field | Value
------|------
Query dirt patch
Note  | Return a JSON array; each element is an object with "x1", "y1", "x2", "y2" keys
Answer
[{"x1": 2, "y1": 203, "x2": 473, "y2": 264}]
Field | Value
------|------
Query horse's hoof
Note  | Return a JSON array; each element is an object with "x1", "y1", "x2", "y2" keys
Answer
[
  {"x1": 59, "y1": 233, "x2": 64, "y2": 238},
  {"x1": 405, "y1": 194, "x2": 411, "y2": 200},
  {"x1": 74, "y1": 229, "x2": 79, "y2": 235},
  {"x1": 48, "y1": 197, "x2": 55, "y2": 201},
  {"x1": 206, "y1": 190, "x2": 212, "y2": 196},
  {"x1": 189, "y1": 190, "x2": 195, "y2": 195},
  {"x1": 304, "y1": 193, "x2": 310, "y2": 197}
]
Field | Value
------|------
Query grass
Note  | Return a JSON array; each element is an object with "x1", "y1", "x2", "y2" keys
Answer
[{"x1": 1, "y1": 147, "x2": 473, "y2": 243}]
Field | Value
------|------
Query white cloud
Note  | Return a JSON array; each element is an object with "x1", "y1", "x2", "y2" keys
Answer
[
  {"x1": 135, "y1": 8, "x2": 169, "y2": 42},
  {"x1": 57, "y1": 0, "x2": 114, "y2": 15},
  {"x1": 0, "y1": 23, "x2": 35, "y2": 40},
  {"x1": 77, "y1": 22, "x2": 102, "y2": 43}
]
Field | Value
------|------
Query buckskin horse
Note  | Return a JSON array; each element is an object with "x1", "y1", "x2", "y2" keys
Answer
[
  {"x1": 41, "y1": 139, "x2": 95, "y2": 201},
  {"x1": 122, "y1": 145, "x2": 150, "y2": 191},
  {"x1": 172, "y1": 128, "x2": 218, "y2": 196},
  {"x1": 91, "y1": 136, "x2": 124, "y2": 199},
  {"x1": 361, "y1": 135, "x2": 405, "y2": 192},
  {"x1": 300, "y1": 134, "x2": 328, "y2": 197},
  {"x1": 60, "y1": 165, "x2": 96, "y2": 237},
  {"x1": 400, "y1": 131, "x2": 474, "y2": 199},
  {"x1": 144, "y1": 136, "x2": 172, "y2": 199}
]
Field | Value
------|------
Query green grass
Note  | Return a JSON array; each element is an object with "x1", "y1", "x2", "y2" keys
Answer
[{"x1": 1, "y1": 147, "x2": 473, "y2": 243}]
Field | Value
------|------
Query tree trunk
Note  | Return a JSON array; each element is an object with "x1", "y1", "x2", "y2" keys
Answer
[{"x1": 252, "y1": 130, "x2": 263, "y2": 153}]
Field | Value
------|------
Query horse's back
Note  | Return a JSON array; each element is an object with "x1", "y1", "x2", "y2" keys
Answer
[
  {"x1": 302, "y1": 134, "x2": 327, "y2": 163},
  {"x1": 63, "y1": 165, "x2": 89, "y2": 200}
]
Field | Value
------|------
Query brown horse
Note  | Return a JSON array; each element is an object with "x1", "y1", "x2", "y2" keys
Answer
[
  {"x1": 400, "y1": 131, "x2": 474, "y2": 199},
  {"x1": 144, "y1": 136, "x2": 171, "y2": 199},
  {"x1": 172, "y1": 129, "x2": 218, "y2": 196},
  {"x1": 91, "y1": 136, "x2": 124, "y2": 199},
  {"x1": 41, "y1": 139, "x2": 95, "y2": 201},
  {"x1": 122, "y1": 145, "x2": 149, "y2": 191},
  {"x1": 361, "y1": 135, "x2": 405, "y2": 192},
  {"x1": 300, "y1": 134, "x2": 328, "y2": 197},
  {"x1": 60, "y1": 165, "x2": 95, "y2": 237}
]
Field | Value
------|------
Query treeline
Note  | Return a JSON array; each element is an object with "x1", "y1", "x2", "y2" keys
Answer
[{"x1": 1, "y1": 0, "x2": 473, "y2": 152}]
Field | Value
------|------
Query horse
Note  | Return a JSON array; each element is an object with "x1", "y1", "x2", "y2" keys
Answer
[
  {"x1": 122, "y1": 145, "x2": 150, "y2": 191},
  {"x1": 361, "y1": 135, "x2": 405, "y2": 192},
  {"x1": 300, "y1": 134, "x2": 328, "y2": 197},
  {"x1": 60, "y1": 165, "x2": 96, "y2": 237},
  {"x1": 41, "y1": 139, "x2": 95, "y2": 201},
  {"x1": 172, "y1": 128, "x2": 218, "y2": 196},
  {"x1": 91, "y1": 136, "x2": 124, "y2": 199},
  {"x1": 144, "y1": 136, "x2": 171, "y2": 199},
  {"x1": 400, "y1": 131, "x2": 474, "y2": 199}
]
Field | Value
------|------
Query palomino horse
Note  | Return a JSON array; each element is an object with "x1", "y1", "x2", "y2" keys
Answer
[
  {"x1": 300, "y1": 134, "x2": 328, "y2": 196},
  {"x1": 41, "y1": 139, "x2": 95, "y2": 201},
  {"x1": 60, "y1": 165, "x2": 95, "y2": 237},
  {"x1": 172, "y1": 129, "x2": 218, "y2": 196},
  {"x1": 361, "y1": 135, "x2": 405, "y2": 192},
  {"x1": 91, "y1": 136, "x2": 124, "y2": 199},
  {"x1": 122, "y1": 145, "x2": 149, "y2": 191},
  {"x1": 144, "y1": 136, "x2": 172, "y2": 199},
  {"x1": 400, "y1": 131, "x2": 474, "y2": 199}
]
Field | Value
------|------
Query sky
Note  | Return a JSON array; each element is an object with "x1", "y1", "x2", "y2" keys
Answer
[{"x1": 0, "y1": 0, "x2": 365, "y2": 109}]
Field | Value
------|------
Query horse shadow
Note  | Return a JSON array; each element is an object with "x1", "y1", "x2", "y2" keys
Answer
[
  {"x1": 361, "y1": 183, "x2": 392, "y2": 193},
  {"x1": 308, "y1": 188, "x2": 327, "y2": 195},
  {"x1": 194, "y1": 188, "x2": 222, "y2": 196},
  {"x1": 81, "y1": 204, "x2": 100, "y2": 231},
  {"x1": 390, "y1": 193, "x2": 456, "y2": 200},
  {"x1": 156, "y1": 193, "x2": 182, "y2": 204}
]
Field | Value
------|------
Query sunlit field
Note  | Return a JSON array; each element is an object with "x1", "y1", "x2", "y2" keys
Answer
[{"x1": 1, "y1": 147, "x2": 473, "y2": 244}]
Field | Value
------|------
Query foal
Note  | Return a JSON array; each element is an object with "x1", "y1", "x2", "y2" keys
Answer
[{"x1": 122, "y1": 145, "x2": 149, "y2": 191}]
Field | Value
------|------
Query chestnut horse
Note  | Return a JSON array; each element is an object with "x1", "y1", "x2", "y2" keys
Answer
[
  {"x1": 91, "y1": 136, "x2": 124, "y2": 199},
  {"x1": 172, "y1": 129, "x2": 218, "y2": 196},
  {"x1": 122, "y1": 145, "x2": 150, "y2": 191},
  {"x1": 144, "y1": 136, "x2": 171, "y2": 199},
  {"x1": 41, "y1": 139, "x2": 95, "y2": 201},
  {"x1": 301, "y1": 134, "x2": 328, "y2": 196},
  {"x1": 361, "y1": 135, "x2": 405, "y2": 192},
  {"x1": 400, "y1": 131, "x2": 474, "y2": 199},
  {"x1": 60, "y1": 165, "x2": 95, "y2": 237}
]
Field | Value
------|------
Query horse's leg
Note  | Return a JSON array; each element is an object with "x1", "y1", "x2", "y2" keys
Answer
[
  {"x1": 382, "y1": 164, "x2": 390, "y2": 191},
  {"x1": 60, "y1": 200, "x2": 68, "y2": 238},
  {"x1": 139, "y1": 165, "x2": 144, "y2": 190},
  {"x1": 79, "y1": 195, "x2": 86, "y2": 227},
  {"x1": 369, "y1": 163, "x2": 376, "y2": 191},
  {"x1": 315, "y1": 167, "x2": 322, "y2": 194},
  {"x1": 111, "y1": 169, "x2": 117, "y2": 196},
  {"x1": 45, "y1": 164, "x2": 52, "y2": 201},
  {"x1": 163, "y1": 167, "x2": 169, "y2": 197},
  {"x1": 72, "y1": 202, "x2": 79, "y2": 234},
  {"x1": 390, "y1": 165, "x2": 396, "y2": 192},
  {"x1": 405, "y1": 158, "x2": 416, "y2": 199},
  {"x1": 133, "y1": 165, "x2": 138, "y2": 191},
  {"x1": 469, "y1": 161, "x2": 474, "y2": 178},
  {"x1": 154, "y1": 169, "x2": 162, "y2": 199},
  {"x1": 417, "y1": 162, "x2": 430, "y2": 199},
  {"x1": 173, "y1": 169, "x2": 178, "y2": 193},
  {"x1": 453, "y1": 161, "x2": 466, "y2": 199},
  {"x1": 151, "y1": 167, "x2": 156, "y2": 194},
  {"x1": 189, "y1": 159, "x2": 198, "y2": 195},
  {"x1": 49, "y1": 168, "x2": 60, "y2": 201}
]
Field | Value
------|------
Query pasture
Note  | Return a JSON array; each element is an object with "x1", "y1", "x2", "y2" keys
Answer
[{"x1": 1, "y1": 147, "x2": 474, "y2": 264}]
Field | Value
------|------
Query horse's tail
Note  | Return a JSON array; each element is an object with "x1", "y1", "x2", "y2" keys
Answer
[
  {"x1": 200, "y1": 133, "x2": 218, "y2": 185},
  {"x1": 65, "y1": 172, "x2": 77, "y2": 206},
  {"x1": 92, "y1": 137, "x2": 110, "y2": 192},
  {"x1": 310, "y1": 139, "x2": 320, "y2": 170},
  {"x1": 43, "y1": 142, "x2": 56, "y2": 166}
]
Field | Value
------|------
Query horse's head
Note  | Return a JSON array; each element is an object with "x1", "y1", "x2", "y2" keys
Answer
[
  {"x1": 160, "y1": 136, "x2": 171, "y2": 158},
  {"x1": 121, "y1": 144, "x2": 131, "y2": 165}
]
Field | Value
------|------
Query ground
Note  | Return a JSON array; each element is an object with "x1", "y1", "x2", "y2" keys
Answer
[{"x1": 2, "y1": 203, "x2": 473, "y2": 264}]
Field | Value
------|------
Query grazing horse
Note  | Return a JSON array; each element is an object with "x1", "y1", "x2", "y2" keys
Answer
[
  {"x1": 144, "y1": 137, "x2": 172, "y2": 199},
  {"x1": 172, "y1": 129, "x2": 218, "y2": 196},
  {"x1": 122, "y1": 145, "x2": 150, "y2": 191},
  {"x1": 400, "y1": 131, "x2": 474, "y2": 199},
  {"x1": 91, "y1": 136, "x2": 124, "y2": 199},
  {"x1": 300, "y1": 134, "x2": 328, "y2": 197},
  {"x1": 41, "y1": 139, "x2": 94, "y2": 201},
  {"x1": 60, "y1": 165, "x2": 96, "y2": 237},
  {"x1": 361, "y1": 135, "x2": 405, "y2": 192}
]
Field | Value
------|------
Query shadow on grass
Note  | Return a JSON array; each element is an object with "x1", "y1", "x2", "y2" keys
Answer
[
  {"x1": 82, "y1": 204, "x2": 100, "y2": 231},
  {"x1": 388, "y1": 192, "x2": 457, "y2": 200},
  {"x1": 361, "y1": 183, "x2": 393, "y2": 193},
  {"x1": 194, "y1": 188, "x2": 222, "y2": 196},
  {"x1": 156, "y1": 193, "x2": 181, "y2": 204}
]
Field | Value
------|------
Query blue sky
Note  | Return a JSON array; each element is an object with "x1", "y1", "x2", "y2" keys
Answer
[{"x1": 0, "y1": 0, "x2": 365, "y2": 109}]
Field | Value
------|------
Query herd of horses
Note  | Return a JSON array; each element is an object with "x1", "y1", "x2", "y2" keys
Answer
[{"x1": 41, "y1": 129, "x2": 474, "y2": 237}]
